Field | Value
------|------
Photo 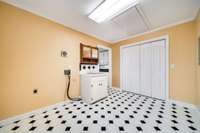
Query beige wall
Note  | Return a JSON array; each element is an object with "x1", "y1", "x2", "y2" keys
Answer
[
  {"x1": 196, "y1": 10, "x2": 200, "y2": 109},
  {"x1": 112, "y1": 21, "x2": 197, "y2": 105},
  {"x1": 0, "y1": 2, "x2": 111, "y2": 120}
]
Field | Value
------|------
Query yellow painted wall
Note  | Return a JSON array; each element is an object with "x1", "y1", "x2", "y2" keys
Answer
[
  {"x1": 196, "y1": 10, "x2": 200, "y2": 109},
  {"x1": 0, "y1": 0, "x2": 199, "y2": 120},
  {"x1": 112, "y1": 21, "x2": 197, "y2": 105},
  {"x1": 0, "y1": 2, "x2": 111, "y2": 120}
]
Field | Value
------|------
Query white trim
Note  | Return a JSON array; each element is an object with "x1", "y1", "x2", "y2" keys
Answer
[
  {"x1": 0, "y1": 100, "x2": 70, "y2": 125},
  {"x1": 97, "y1": 45, "x2": 112, "y2": 51},
  {"x1": 1, "y1": 87, "x2": 200, "y2": 127},
  {"x1": 97, "y1": 45, "x2": 112, "y2": 87},
  {"x1": 120, "y1": 35, "x2": 169, "y2": 100},
  {"x1": 165, "y1": 36, "x2": 170, "y2": 100},
  {"x1": 120, "y1": 35, "x2": 169, "y2": 49},
  {"x1": 112, "y1": 86, "x2": 122, "y2": 90},
  {"x1": 1, "y1": 1, "x2": 113, "y2": 44},
  {"x1": 1, "y1": 1, "x2": 196, "y2": 44},
  {"x1": 112, "y1": 87, "x2": 199, "y2": 115},
  {"x1": 114, "y1": 18, "x2": 194, "y2": 43},
  {"x1": 168, "y1": 99, "x2": 198, "y2": 110},
  {"x1": 120, "y1": 45, "x2": 123, "y2": 90}
]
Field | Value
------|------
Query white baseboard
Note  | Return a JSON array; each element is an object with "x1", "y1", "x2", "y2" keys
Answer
[
  {"x1": 168, "y1": 100, "x2": 200, "y2": 118},
  {"x1": 111, "y1": 86, "x2": 119, "y2": 89},
  {"x1": 0, "y1": 100, "x2": 70, "y2": 126},
  {"x1": 168, "y1": 99, "x2": 198, "y2": 110},
  {"x1": 112, "y1": 87, "x2": 122, "y2": 91},
  {"x1": 1, "y1": 90, "x2": 199, "y2": 126},
  {"x1": 112, "y1": 87, "x2": 199, "y2": 112}
]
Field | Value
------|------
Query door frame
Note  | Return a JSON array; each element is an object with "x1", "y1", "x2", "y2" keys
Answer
[
  {"x1": 97, "y1": 45, "x2": 112, "y2": 87},
  {"x1": 120, "y1": 35, "x2": 169, "y2": 100}
]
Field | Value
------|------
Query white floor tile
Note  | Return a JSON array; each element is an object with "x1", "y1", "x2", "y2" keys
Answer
[{"x1": 0, "y1": 89, "x2": 200, "y2": 133}]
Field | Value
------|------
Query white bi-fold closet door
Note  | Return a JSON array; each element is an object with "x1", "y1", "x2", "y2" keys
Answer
[
  {"x1": 121, "y1": 45, "x2": 140, "y2": 93},
  {"x1": 121, "y1": 39, "x2": 167, "y2": 100}
]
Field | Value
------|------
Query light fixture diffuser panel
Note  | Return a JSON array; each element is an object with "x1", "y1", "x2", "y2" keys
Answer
[{"x1": 89, "y1": 0, "x2": 139, "y2": 23}]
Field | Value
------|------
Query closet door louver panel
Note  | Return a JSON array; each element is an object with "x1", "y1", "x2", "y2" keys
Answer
[
  {"x1": 151, "y1": 40, "x2": 166, "y2": 99},
  {"x1": 140, "y1": 43, "x2": 153, "y2": 97},
  {"x1": 121, "y1": 39, "x2": 166, "y2": 100},
  {"x1": 121, "y1": 46, "x2": 140, "y2": 93}
]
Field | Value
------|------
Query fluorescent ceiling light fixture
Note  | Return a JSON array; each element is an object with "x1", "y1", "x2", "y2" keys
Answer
[{"x1": 89, "y1": 0, "x2": 139, "y2": 23}]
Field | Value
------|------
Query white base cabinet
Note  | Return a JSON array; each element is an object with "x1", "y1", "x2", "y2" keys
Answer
[{"x1": 81, "y1": 73, "x2": 108, "y2": 104}]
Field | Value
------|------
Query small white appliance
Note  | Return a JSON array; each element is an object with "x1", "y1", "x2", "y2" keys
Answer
[
  {"x1": 80, "y1": 64, "x2": 108, "y2": 104},
  {"x1": 80, "y1": 64, "x2": 99, "y2": 74}
]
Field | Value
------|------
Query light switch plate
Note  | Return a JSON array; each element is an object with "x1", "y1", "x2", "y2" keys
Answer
[{"x1": 170, "y1": 64, "x2": 175, "y2": 69}]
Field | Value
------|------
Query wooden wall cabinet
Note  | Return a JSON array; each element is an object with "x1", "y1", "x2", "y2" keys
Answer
[{"x1": 80, "y1": 43, "x2": 99, "y2": 64}]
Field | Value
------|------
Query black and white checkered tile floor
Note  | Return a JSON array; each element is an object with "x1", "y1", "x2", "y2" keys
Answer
[{"x1": 0, "y1": 89, "x2": 200, "y2": 133}]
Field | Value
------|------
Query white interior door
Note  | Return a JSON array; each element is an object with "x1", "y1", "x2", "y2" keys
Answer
[
  {"x1": 151, "y1": 40, "x2": 166, "y2": 99},
  {"x1": 121, "y1": 46, "x2": 140, "y2": 93}
]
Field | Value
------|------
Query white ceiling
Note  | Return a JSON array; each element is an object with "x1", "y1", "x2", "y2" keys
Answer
[{"x1": 2, "y1": 0, "x2": 200, "y2": 43}]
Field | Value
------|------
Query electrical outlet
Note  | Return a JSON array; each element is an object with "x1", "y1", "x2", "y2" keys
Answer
[{"x1": 33, "y1": 89, "x2": 38, "y2": 94}]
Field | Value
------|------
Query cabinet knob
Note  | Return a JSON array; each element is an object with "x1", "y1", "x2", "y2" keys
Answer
[{"x1": 91, "y1": 84, "x2": 93, "y2": 87}]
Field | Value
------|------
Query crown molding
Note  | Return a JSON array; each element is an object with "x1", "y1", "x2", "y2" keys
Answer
[{"x1": 113, "y1": 17, "x2": 195, "y2": 44}]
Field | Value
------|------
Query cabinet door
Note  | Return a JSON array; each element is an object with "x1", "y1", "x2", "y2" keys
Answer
[
  {"x1": 92, "y1": 48, "x2": 98, "y2": 59},
  {"x1": 91, "y1": 76, "x2": 108, "y2": 101},
  {"x1": 82, "y1": 46, "x2": 91, "y2": 58},
  {"x1": 90, "y1": 78, "x2": 99, "y2": 102},
  {"x1": 98, "y1": 76, "x2": 108, "y2": 97}
]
